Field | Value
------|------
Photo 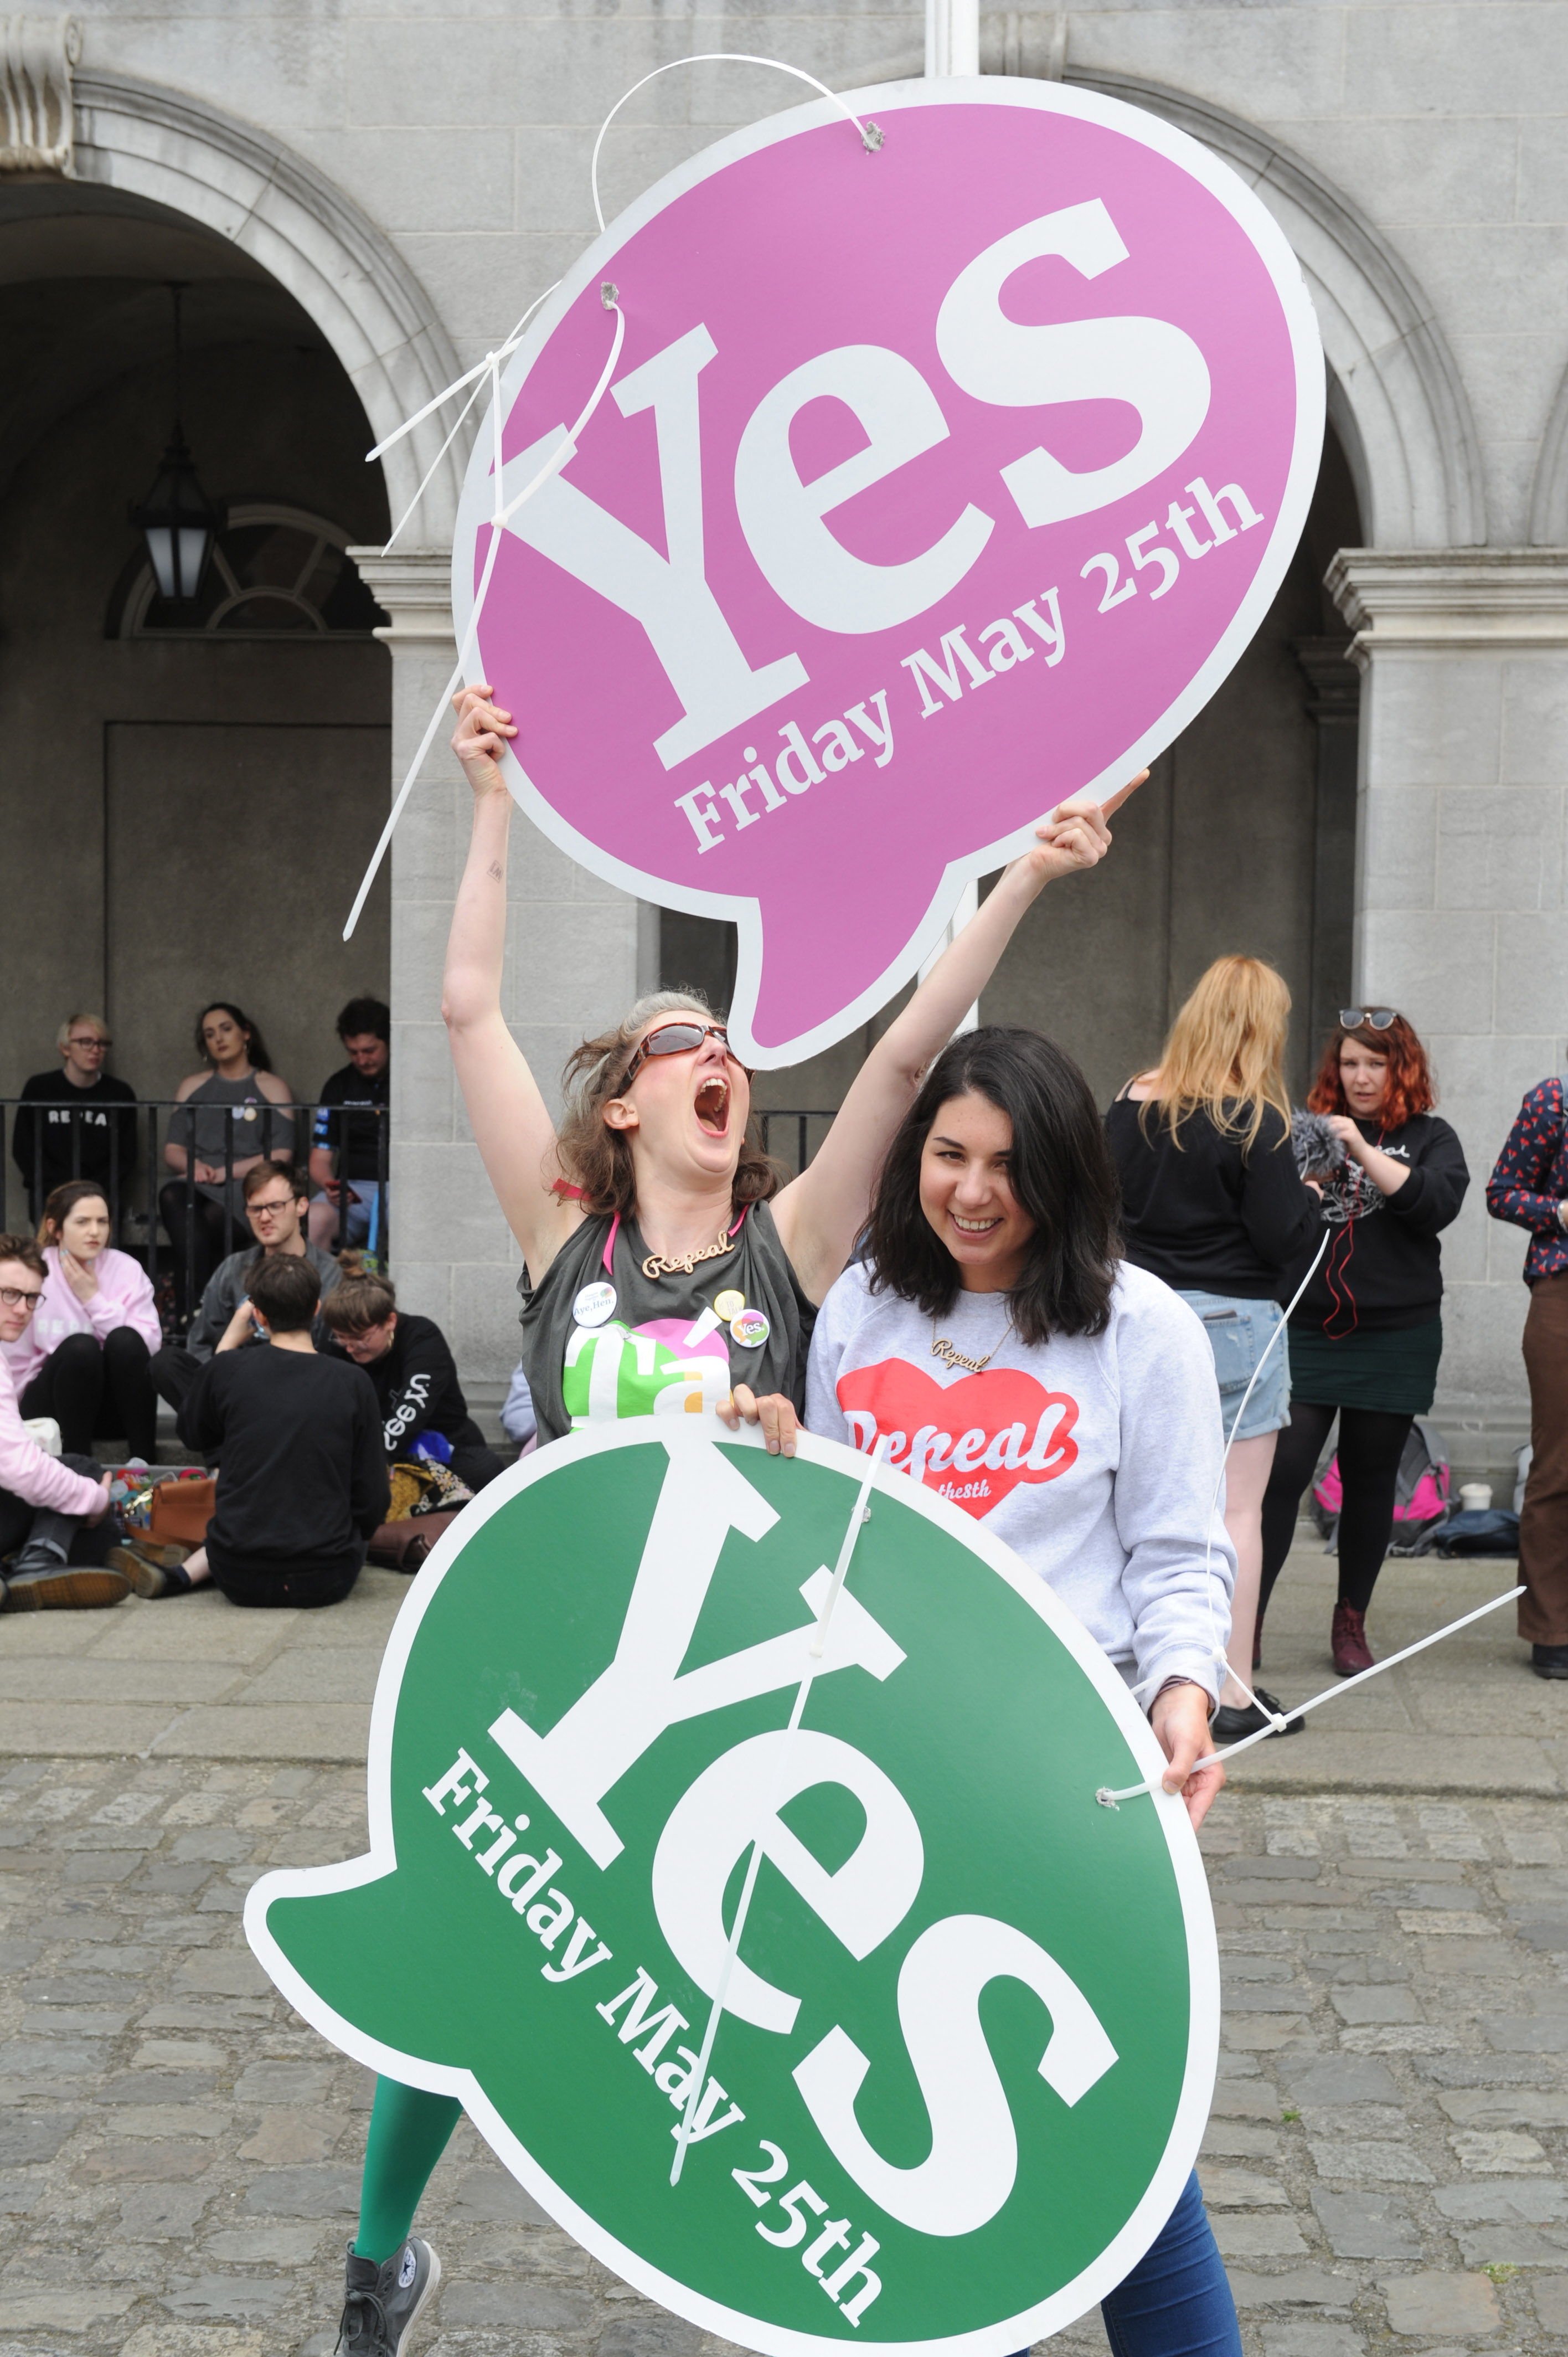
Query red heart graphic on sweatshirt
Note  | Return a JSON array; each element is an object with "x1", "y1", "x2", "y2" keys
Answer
[{"x1": 835, "y1": 1359, "x2": 1079, "y2": 1518}]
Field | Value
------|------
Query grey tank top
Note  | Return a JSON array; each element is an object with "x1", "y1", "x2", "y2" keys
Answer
[
  {"x1": 518, "y1": 1200, "x2": 816, "y2": 1446},
  {"x1": 168, "y1": 1074, "x2": 296, "y2": 1207}
]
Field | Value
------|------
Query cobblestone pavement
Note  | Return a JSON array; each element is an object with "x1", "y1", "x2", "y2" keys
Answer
[
  {"x1": 0, "y1": 1540, "x2": 1564, "y2": 2357},
  {"x1": 4, "y1": 1767, "x2": 1568, "y2": 2357}
]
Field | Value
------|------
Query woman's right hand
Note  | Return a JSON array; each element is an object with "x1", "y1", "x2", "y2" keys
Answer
[
  {"x1": 450, "y1": 683, "x2": 518, "y2": 799},
  {"x1": 87, "y1": 1471, "x2": 113, "y2": 1525}
]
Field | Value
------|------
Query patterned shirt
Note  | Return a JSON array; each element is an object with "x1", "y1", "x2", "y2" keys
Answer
[{"x1": 1486, "y1": 1078, "x2": 1568, "y2": 1284}]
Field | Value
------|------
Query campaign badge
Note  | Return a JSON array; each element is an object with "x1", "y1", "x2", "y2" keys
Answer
[
  {"x1": 455, "y1": 76, "x2": 1322, "y2": 1067},
  {"x1": 731, "y1": 1308, "x2": 772, "y2": 1349},
  {"x1": 246, "y1": 1424, "x2": 1218, "y2": 2354},
  {"x1": 573, "y1": 1280, "x2": 618, "y2": 1328}
]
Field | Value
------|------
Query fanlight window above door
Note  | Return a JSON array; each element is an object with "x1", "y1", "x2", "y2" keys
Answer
[{"x1": 118, "y1": 505, "x2": 384, "y2": 637}]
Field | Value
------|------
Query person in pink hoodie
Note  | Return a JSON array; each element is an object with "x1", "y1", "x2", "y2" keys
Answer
[
  {"x1": 0, "y1": 1233, "x2": 127, "y2": 1610},
  {"x1": 6, "y1": 1182, "x2": 162, "y2": 1460}
]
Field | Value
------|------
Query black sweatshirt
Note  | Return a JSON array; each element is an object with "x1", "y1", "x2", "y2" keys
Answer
[
  {"x1": 12, "y1": 1072, "x2": 139, "y2": 1200},
  {"x1": 1286, "y1": 1112, "x2": 1469, "y2": 1336},
  {"x1": 361, "y1": 1314, "x2": 488, "y2": 1463},
  {"x1": 1105, "y1": 1097, "x2": 1322, "y2": 1299},
  {"x1": 180, "y1": 1346, "x2": 390, "y2": 1563}
]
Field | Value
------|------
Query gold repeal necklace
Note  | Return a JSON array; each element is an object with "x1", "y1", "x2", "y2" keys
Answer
[{"x1": 930, "y1": 1299, "x2": 1014, "y2": 1376}]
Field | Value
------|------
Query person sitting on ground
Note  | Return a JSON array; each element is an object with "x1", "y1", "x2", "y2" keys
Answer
[
  {"x1": 308, "y1": 997, "x2": 390, "y2": 1256},
  {"x1": 160, "y1": 1002, "x2": 297, "y2": 1315},
  {"x1": 150, "y1": 1164, "x2": 343, "y2": 1419},
  {"x1": 0, "y1": 1234, "x2": 125, "y2": 1612},
  {"x1": 12, "y1": 1015, "x2": 138, "y2": 1224},
  {"x1": 5, "y1": 1182, "x2": 162, "y2": 1463},
  {"x1": 114, "y1": 1254, "x2": 388, "y2": 1607},
  {"x1": 321, "y1": 1270, "x2": 503, "y2": 1491}
]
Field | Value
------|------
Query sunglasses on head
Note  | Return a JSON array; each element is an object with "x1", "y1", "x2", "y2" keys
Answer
[
  {"x1": 1340, "y1": 1008, "x2": 1397, "y2": 1031},
  {"x1": 613, "y1": 1020, "x2": 751, "y2": 1097}
]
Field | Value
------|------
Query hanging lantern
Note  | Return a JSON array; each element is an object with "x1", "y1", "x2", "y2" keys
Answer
[{"x1": 130, "y1": 285, "x2": 221, "y2": 603}]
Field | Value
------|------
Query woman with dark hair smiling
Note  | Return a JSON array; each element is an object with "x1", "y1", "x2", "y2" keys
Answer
[
  {"x1": 1258, "y1": 1010, "x2": 1468, "y2": 1675},
  {"x1": 807, "y1": 1023, "x2": 1240, "y2": 2357}
]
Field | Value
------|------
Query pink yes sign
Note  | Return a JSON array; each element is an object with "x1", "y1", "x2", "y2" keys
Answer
[{"x1": 455, "y1": 78, "x2": 1323, "y2": 1067}]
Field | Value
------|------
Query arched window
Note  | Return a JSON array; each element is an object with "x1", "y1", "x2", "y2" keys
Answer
[{"x1": 115, "y1": 505, "x2": 385, "y2": 637}]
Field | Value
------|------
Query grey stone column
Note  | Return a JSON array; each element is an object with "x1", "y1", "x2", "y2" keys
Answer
[
  {"x1": 1327, "y1": 550, "x2": 1568, "y2": 1482},
  {"x1": 352, "y1": 549, "x2": 641, "y2": 1385}
]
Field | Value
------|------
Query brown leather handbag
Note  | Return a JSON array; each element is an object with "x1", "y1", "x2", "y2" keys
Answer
[{"x1": 148, "y1": 1475, "x2": 216, "y2": 1546}]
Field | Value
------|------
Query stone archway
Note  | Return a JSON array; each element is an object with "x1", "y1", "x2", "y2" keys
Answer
[
  {"x1": 72, "y1": 69, "x2": 465, "y2": 543},
  {"x1": 1062, "y1": 68, "x2": 1486, "y2": 550}
]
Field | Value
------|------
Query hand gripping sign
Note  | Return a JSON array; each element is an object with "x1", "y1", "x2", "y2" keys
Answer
[
  {"x1": 246, "y1": 1424, "x2": 1218, "y2": 2355},
  {"x1": 455, "y1": 76, "x2": 1322, "y2": 1067}
]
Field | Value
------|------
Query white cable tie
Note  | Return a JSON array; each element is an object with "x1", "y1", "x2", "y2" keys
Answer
[
  {"x1": 670, "y1": 1438, "x2": 886, "y2": 2186},
  {"x1": 365, "y1": 280, "x2": 560, "y2": 469},
  {"x1": 343, "y1": 294, "x2": 625, "y2": 940},
  {"x1": 591, "y1": 54, "x2": 881, "y2": 234},
  {"x1": 1094, "y1": 1583, "x2": 1525, "y2": 1808}
]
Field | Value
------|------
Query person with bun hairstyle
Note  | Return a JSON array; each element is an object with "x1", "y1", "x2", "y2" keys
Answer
[
  {"x1": 1258, "y1": 1011, "x2": 1468, "y2": 1676},
  {"x1": 321, "y1": 1267, "x2": 503, "y2": 1491},
  {"x1": 4, "y1": 1181, "x2": 162, "y2": 1461},
  {"x1": 1106, "y1": 958, "x2": 1322, "y2": 1743}
]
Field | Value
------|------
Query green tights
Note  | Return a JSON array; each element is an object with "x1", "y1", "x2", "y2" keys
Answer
[{"x1": 354, "y1": 2077, "x2": 462, "y2": 2263}]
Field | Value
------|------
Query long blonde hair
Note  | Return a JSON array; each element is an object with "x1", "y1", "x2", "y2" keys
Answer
[{"x1": 1136, "y1": 956, "x2": 1292, "y2": 1155}]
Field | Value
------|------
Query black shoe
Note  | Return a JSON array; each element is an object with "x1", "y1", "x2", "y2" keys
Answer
[
  {"x1": 338, "y1": 2238, "x2": 440, "y2": 2357},
  {"x1": 0, "y1": 1564, "x2": 131, "y2": 1612},
  {"x1": 1212, "y1": 1685, "x2": 1304, "y2": 1742},
  {"x1": 1532, "y1": 1645, "x2": 1568, "y2": 1680}
]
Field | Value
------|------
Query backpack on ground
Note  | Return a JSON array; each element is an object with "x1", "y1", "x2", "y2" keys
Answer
[{"x1": 1310, "y1": 1417, "x2": 1451, "y2": 1551}]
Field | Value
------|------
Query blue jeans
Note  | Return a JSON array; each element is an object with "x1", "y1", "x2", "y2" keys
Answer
[{"x1": 1010, "y1": 2173, "x2": 1239, "y2": 2357}]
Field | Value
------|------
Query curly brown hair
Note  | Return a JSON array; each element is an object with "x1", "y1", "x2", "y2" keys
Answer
[
  {"x1": 1307, "y1": 1014, "x2": 1435, "y2": 1129},
  {"x1": 554, "y1": 990, "x2": 779, "y2": 1220}
]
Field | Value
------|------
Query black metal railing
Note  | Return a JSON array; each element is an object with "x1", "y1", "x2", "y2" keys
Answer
[
  {"x1": 1, "y1": 1098, "x2": 389, "y2": 1332},
  {"x1": 756, "y1": 1109, "x2": 835, "y2": 1178}
]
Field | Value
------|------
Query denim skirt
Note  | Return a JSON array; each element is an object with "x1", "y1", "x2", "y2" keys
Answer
[{"x1": 1178, "y1": 1290, "x2": 1291, "y2": 1440}]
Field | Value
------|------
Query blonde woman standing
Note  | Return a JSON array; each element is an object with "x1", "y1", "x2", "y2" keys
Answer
[{"x1": 1106, "y1": 958, "x2": 1322, "y2": 1741}]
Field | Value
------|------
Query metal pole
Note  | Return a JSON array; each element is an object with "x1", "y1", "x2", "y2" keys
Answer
[{"x1": 925, "y1": 0, "x2": 978, "y2": 76}]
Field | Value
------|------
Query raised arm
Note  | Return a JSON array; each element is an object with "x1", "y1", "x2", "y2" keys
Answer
[
  {"x1": 442, "y1": 685, "x2": 579, "y2": 1283},
  {"x1": 773, "y1": 776, "x2": 1147, "y2": 1302}
]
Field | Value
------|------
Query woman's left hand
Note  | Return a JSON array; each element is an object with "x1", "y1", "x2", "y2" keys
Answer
[
  {"x1": 61, "y1": 1253, "x2": 99, "y2": 1305},
  {"x1": 1150, "y1": 1682, "x2": 1225, "y2": 1829},
  {"x1": 1014, "y1": 771, "x2": 1150, "y2": 891},
  {"x1": 718, "y1": 1386, "x2": 798, "y2": 1457}
]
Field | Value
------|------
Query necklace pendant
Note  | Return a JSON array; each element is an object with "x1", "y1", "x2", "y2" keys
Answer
[{"x1": 930, "y1": 1336, "x2": 993, "y2": 1376}]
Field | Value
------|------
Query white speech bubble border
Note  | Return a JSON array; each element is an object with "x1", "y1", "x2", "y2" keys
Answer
[
  {"x1": 246, "y1": 1420, "x2": 1219, "y2": 2356},
  {"x1": 247, "y1": 1414, "x2": 1226, "y2": 2357},
  {"x1": 452, "y1": 74, "x2": 1324, "y2": 1071}
]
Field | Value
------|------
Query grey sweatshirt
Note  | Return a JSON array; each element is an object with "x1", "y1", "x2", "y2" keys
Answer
[{"x1": 805, "y1": 1259, "x2": 1235, "y2": 1704}]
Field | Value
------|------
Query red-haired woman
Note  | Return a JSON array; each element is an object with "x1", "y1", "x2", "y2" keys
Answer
[{"x1": 1258, "y1": 1011, "x2": 1468, "y2": 1675}]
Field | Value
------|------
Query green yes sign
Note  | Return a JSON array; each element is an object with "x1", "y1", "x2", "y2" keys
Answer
[{"x1": 246, "y1": 1424, "x2": 1218, "y2": 2354}]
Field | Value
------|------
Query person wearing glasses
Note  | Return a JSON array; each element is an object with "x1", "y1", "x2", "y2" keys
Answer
[
  {"x1": 4, "y1": 1182, "x2": 162, "y2": 1463},
  {"x1": 1258, "y1": 1010, "x2": 1468, "y2": 1679},
  {"x1": 11, "y1": 1015, "x2": 138, "y2": 1226},
  {"x1": 148, "y1": 1164, "x2": 343, "y2": 1423},
  {"x1": 322, "y1": 683, "x2": 1147, "y2": 2357},
  {"x1": 0, "y1": 1233, "x2": 126, "y2": 1612}
]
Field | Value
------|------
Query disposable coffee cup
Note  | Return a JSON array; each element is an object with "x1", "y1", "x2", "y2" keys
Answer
[{"x1": 1459, "y1": 1483, "x2": 1492, "y2": 1513}]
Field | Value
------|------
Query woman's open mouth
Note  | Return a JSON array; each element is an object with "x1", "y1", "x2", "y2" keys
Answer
[
  {"x1": 950, "y1": 1211, "x2": 1003, "y2": 1236},
  {"x1": 694, "y1": 1076, "x2": 731, "y2": 1137}
]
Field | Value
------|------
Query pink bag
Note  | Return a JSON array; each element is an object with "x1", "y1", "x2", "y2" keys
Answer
[{"x1": 1312, "y1": 1417, "x2": 1450, "y2": 1536}]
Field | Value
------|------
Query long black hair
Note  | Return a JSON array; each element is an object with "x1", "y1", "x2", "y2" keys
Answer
[
  {"x1": 193, "y1": 1001, "x2": 275, "y2": 1074},
  {"x1": 865, "y1": 1026, "x2": 1121, "y2": 1346}
]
